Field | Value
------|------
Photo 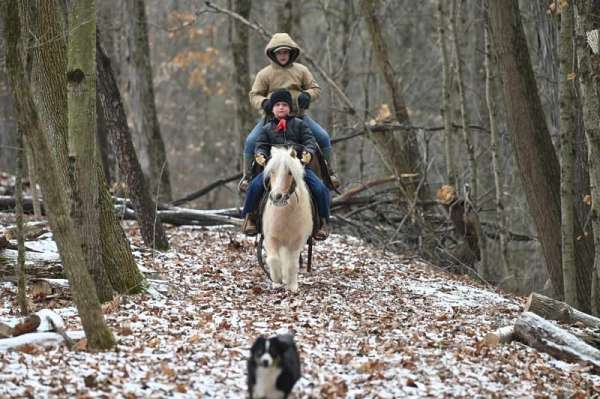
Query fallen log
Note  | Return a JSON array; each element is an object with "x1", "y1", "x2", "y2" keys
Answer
[
  {"x1": 0, "y1": 195, "x2": 44, "y2": 214},
  {"x1": 2, "y1": 221, "x2": 49, "y2": 241},
  {"x1": 117, "y1": 206, "x2": 243, "y2": 227},
  {"x1": 514, "y1": 312, "x2": 600, "y2": 370},
  {"x1": 0, "y1": 249, "x2": 64, "y2": 279},
  {"x1": 525, "y1": 292, "x2": 600, "y2": 330},
  {"x1": 0, "y1": 331, "x2": 84, "y2": 351},
  {"x1": 483, "y1": 325, "x2": 514, "y2": 347}
]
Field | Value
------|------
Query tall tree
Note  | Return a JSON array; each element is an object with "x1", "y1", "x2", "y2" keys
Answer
[
  {"x1": 360, "y1": 0, "x2": 424, "y2": 197},
  {"x1": 97, "y1": 37, "x2": 170, "y2": 251},
  {"x1": 576, "y1": 0, "x2": 600, "y2": 313},
  {"x1": 127, "y1": 0, "x2": 172, "y2": 202},
  {"x1": 25, "y1": 0, "x2": 148, "y2": 293},
  {"x1": 15, "y1": 123, "x2": 28, "y2": 315},
  {"x1": 558, "y1": 1, "x2": 578, "y2": 307},
  {"x1": 67, "y1": 0, "x2": 113, "y2": 302},
  {"x1": 276, "y1": 0, "x2": 301, "y2": 36},
  {"x1": 484, "y1": 10, "x2": 510, "y2": 282},
  {"x1": 0, "y1": 31, "x2": 16, "y2": 173},
  {"x1": 231, "y1": 0, "x2": 253, "y2": 154},
  {"x1": 2, "y1": 2, "x2": 115, "y2": 349},
  {"x1": 488, "y1": 0, "x2": 594, "y2": 310},
  {"x1": 450, "y1": 0, "x2": 477, "y2": 200},
  {"x1": 438, "y1": 0, "x2": 457, "y2": 187}
]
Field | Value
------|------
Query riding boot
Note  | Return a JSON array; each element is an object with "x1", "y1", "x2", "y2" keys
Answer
[
  {"x1": 238, "y1": 153, "x2": 254, "y2": 192},
  {"x1": 314, "y1": 218, "x2": 330, "y2": 241},
  {"x1": 323, "y1": 150, "x2": 341, "y2": 189},
  {"x1": 242, "y1": 213, "x2": 258, "y2": 236}
]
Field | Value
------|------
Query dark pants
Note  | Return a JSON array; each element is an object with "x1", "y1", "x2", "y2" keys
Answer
[{"x1": 242, "y1": 167, "x2": 331, "y2": 222}]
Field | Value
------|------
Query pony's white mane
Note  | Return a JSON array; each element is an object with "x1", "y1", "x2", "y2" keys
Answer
[{"x1": 263, "y1": 147, "x2": 305, "y2": 187}]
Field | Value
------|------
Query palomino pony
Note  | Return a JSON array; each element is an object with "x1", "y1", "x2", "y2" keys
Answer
[{"x1": 262, "y1": 147, "x2": 313, "y2": 292}]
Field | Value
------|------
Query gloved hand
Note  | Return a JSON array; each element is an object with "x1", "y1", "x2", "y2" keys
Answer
[
  {"x1": 262, "y1": 98, "x2": 271, "y2": 113},
  {"x1": 298, "y1": 92, "x2": 311, "y2": 110},
  {"x1": 301, "y1": 151, "x2": 312, "y2": 165},
  {"x1": 255, "y1": 153, "x2": 267, "y2": 166}
]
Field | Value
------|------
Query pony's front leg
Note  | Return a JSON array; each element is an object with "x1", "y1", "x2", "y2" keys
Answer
[
  {"x1": 267, "y1": 255, "x2": 282, "y2": 288},
  {"x1": 265, "y1": 239, "x2": 283, "y2": 288},
  {"x1": 282, "y1": 248, "x2": 301, "y2": 293}
]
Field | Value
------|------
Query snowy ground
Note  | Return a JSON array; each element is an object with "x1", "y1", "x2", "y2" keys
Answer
[{"x1": 1, "y1": 224, "x2": 599, "y2": 398}]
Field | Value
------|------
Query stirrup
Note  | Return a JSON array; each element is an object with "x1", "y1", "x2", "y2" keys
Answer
[
  {"x1": 313, "y1": 224, "x2": 330, "y2": 241},
  {"x1": 242, "y1": 216, "x2": 257, "y2": 236}
]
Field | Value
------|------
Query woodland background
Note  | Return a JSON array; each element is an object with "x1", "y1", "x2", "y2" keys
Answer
[{"x1": 1, "y1": 0, "x2": 600, "y2": 316}]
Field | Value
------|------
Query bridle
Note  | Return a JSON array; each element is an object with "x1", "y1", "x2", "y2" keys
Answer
[{"x1": 266, "y1": 172, "x2": 298, "y2": 207}]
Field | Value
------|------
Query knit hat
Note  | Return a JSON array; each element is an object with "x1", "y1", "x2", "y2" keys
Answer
[{"x1": 269, "y1": 89, "x2": 292, "y2": 109}]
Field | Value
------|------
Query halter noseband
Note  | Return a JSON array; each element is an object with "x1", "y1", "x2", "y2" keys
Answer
[{"x1": 268, "y1": 178, "x2": 297, "y2": 207}]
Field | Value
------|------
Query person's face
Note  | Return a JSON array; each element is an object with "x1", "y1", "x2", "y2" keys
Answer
[
  {"x1": 273, "y1": 101, "x2": 290, "y2": 119},
  {"x1": 275, "y1": 49, "x2": 290, "y2": 65}
]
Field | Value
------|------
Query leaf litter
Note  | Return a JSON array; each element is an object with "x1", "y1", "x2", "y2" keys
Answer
[{"x1": 1, "y1": 223, "x2": 599, "y2": 398}]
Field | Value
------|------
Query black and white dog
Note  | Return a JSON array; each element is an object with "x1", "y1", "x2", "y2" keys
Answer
[{"x1": 247, "y1": 334, "x2": 301, "y2": 399}]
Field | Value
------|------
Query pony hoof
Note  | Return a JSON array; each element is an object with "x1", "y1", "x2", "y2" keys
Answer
[
  {"x1": 272, "y1": 282, "x2": 283, "y2": 290},
  {"x1": 288, "y1": 284, "x2": 298, "y2": 293}
]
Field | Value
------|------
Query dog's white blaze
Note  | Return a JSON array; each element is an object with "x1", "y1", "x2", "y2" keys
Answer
[{"x1": 253, "y1": 365, "x2": 284, "y2": 399}]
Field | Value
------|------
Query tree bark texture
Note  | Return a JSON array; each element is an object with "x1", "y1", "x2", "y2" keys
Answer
[
  {"x1": 559, "y1": 1, "x2": 578, "y2": 308},
  {"x1": 576, "y1": 0, "x2": 600, "y2": 314},
  {"x1": 438, "y1": 0, "x2": 457, "y2": 187},
  {"x1": 97, "y1": 36, "x2": 170, "y2": 251},
  {"x1": 96, "y1": 160, "x2": 148, "y2": 294},
  {"x1": 276, "y1": 0, "x2": 301, "y2": 37},
  {"x1": 127, "y1": 0, "x2": 172, "y2": 202},
  {"x1": 360, "y1": 0, "x2": 423, "y2": 197},
  {"x1": 484, "y1": 14, "x2": 510, "y2": 281},
  {"x1": 2, "y1": 2, "x2": 115, "y2": 350},
  {"x1": 67, "y1": 0, "x2": 113, "y2": 303},
  {"x1": 488, "y1": 0, "x2": 594, "y2": 310},
  {"x1": 450, "y1": 0, "x2": 477, "y2": 200},
  {"x1": 514, "y1": 312, "x2": 600, "y2": 369},
  {"x1": 23, "y1": 0, "x2": 70, "y2": 194},
  {"x1": 15, "y1": 123, "x2": 28, "y2": 315},
  {"x1": 526, "y1": 292, "x2": 600, "y2": 329},
  {"x1": 0, "y1": 32, "x2": 16, "y2": 173},
  {"x1": 231, "y1": 0, "x2": 253, "y2": 154}
]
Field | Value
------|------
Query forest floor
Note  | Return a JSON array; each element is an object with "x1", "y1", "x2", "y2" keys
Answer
[{"x1": 1, "y1": 222, "x2": 599, "y2": 398}]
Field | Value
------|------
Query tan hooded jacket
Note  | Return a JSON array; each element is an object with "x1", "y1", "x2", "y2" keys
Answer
[{"x1": 249, "y1": 33, "x2": 321, "y2": 115}]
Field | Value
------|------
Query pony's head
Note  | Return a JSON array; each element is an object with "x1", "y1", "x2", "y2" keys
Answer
[{"x1": 263, "y1": 147, "x2": 305, "y2": 207}]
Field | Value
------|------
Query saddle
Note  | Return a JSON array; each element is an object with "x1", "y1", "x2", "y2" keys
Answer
[
  {"x1": 251, "y1": 149, "x2": 329, "y2": 241},
  {"x1": 255, "y1": 180, "x2": 325, "y2": 241}
]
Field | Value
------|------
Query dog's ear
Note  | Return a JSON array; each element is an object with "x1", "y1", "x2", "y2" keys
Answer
[
  {"x1": 251, "y1": 336, "x2": 266, "y2": 352},
  {"x1": 273, "y1": 335, "x2": 292, "y2": 352}
]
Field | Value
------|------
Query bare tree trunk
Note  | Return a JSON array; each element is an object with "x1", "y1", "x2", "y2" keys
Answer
[
  {"x1": 559, "y1": 1, "x2": 578, "y2": 308},
  {"x1": 484, "y1": 14, "x2": 510, "y2": 281},
  {"x1": 96, "y1": 159, "x2": 148, "y2": 295},
  {"x1": 438, "y1": 0, "x2": 457, "y2": 186},
  {"x1": 276, "y1": 0, "x2": 301, "y2": 37},
  {"x1": 24, "y1": 138, "x2": 42, "y2": 217},
  {"x1": 127, "y1": 0, "x2": 172, "y2": 202},
  {"x1": 97, "y1": 36, "x2": 169, "y2": 251},
  {"x1": 2, "y1": 2, "x2": 115, "y2": 350},
  {"x1": 15, "y1": 124, "x2": 28, "y2": 315},
  {"x1": 360, "y1": 0, "x2": 424, "y2": 197},
  {"x1": 0, "y1": 31, "x2": 16, "y2": 173},
  {"x1": 231, "y1": 0, "x2": 253, "y2": 156},
  {"x1": 67, "y1": 0, "x2": 113, "y2": 303},
  {"x1": 488, "y1": 0, "x2": 594, "y2": 310},
  {"x1": 576, "y1": 0, "x2": 600, "y2": 314},
  {"x1": 450, "y1": 0, "x2": 477, "y2": 200}
]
